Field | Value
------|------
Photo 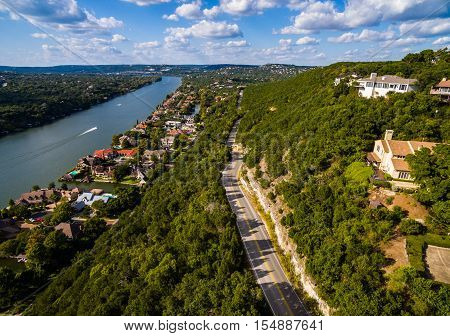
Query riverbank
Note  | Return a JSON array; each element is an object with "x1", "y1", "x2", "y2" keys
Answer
[
  {"x1": 0, "y1": 74, "x2": 162, "y2": 137},
  {"x1": 0, "y1": 76, "x2": 181, "y2": 207}
]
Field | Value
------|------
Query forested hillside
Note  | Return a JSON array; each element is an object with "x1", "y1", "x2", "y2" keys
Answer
[
  {"x1": 238, "y1": 49, "x2": 449, "y2": 315},
  {"x1": 0, "y1": 74, "x2": 160, "y2": 136},
  {"x1": 25, "y1": 93, "x2": 267, "y2": 315}
]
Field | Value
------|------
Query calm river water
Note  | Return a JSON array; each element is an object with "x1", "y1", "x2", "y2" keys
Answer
[{"x1": 0, "y1": 76, "x2": 181, "y2": 207}]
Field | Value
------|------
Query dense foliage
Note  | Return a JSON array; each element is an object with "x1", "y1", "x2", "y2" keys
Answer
[
  {"x1": 24, "y1": 93, "x2": 267, "y2": 315},
  {"x1": 238, "y1": 49, "x2": 449, "y2": 315},
  {"x1": 0, "y1": 74, "x2": 160, "y2": 136}
]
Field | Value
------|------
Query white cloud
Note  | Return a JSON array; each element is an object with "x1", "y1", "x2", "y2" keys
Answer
[
  {"x1": 278, "y1": 38, "x2": 292, "y2": 47},
  {"x1": 281, "y1": 0, "x2": 449, "y2": 33},
  {"x1": 175, "y1": 2, "x2": 203, "y2": 20},
  {"x1": 295, "y1": 36, "x2": 319, "y2": 45},
  {"x1": 31, "y1": 33, "x2": 48, "y2": 39},
  {"x1": 433, "y1": 36, "x2": 450, "y2": 45},
  {"x1": 134, "y1": 41, "x2": 161, "y2": 48},
  {"x1": 0, "y1": 0, "x2": 123, "y2": 34},
  {"x1": 381, "y1": 37, "x2": 427, "y2": 47},
  {"x1": 121, "y1": 0, "x2": 170, "y2": 6},
  {"x1": 217, "y1": 0, "x2": 281, "y2": 16},
  {"x1": 203, "y1": 6, "x2": 220, "y2": 18},
  {"x1": 399, "y1": 18, "x2": 450, "y2": 37},
  {"x1": 166, "y1": 20, "x2": 242, "y2": 39},
  {"x1": 111, "y1": 34, "x2": 127, "y2": 42},
  {"x1": 328, "y1": 29, "x2": 395, "y2": 43},
  {"x1": 163, "y1": 14, "x2": 179, "y2": 21},
  {"x1": 226, "y1": 40, "x2": 249, "y2": 47}
]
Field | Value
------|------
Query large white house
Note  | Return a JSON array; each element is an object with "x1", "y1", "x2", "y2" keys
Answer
[
  {"x1": 367, "y1": 130, "x2": 437, "y2": 180},
  {"x1": 357, "y1": 73, "x2": 417, "y2": 98}
]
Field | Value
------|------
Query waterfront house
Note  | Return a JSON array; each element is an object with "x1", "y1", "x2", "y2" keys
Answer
[
  {"x1": 93, "y1": 148, "x2": 117, "y2": 160},
  {"x1": 92, "y1": 165, "x2": 114, "y2": 178},
  {"x1": 357, "y1": 73, "x2": 417, "y2": 98},
  {"x1": 430, "y1": 78, "x2": 450, "y2": 102},
  {"x1": 16, "y1": 189, "x2": 60, "y2": 206},
  {"x1": 73, "y1": 192, "x2": 115, "y2": 210},
  {"x1": 367, "y1": 130, "x2": 438, "y2": 180},
  {"x1": 119, "y1": 135, "x2": 137, "y2": 147}
]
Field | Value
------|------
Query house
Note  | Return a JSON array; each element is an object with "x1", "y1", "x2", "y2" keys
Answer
[
  {"x1": 161, "y1": 136, "x2": 175, "y2": 149},
  {"x1": 334, "y1": 73, "x2": 359, "y2": 86},
  {"x1": 357, "y1": 73, "x2": 417, "y2": 98},
  {"x1": 73, "y1": 192, "x2": 115, "y2": 210},
  {"x1": 430, "y1": 78, "x2": 450, "y2": 102},
  {"x1": 116, "y1": 149, "x2": 137, "y2": 159},
  {"x1": 367, "y1": 130, "x2": 438, "y2": 180},
  {"x1": 92, "y1": 165, "x2": 114, "y2": 178},
  {"x1": 16, "y1": 189, "x2": 60, "y2": 206},
  {"x1": 55, "y1": 222, "x2": 81, "y2": 239},
  {"x1": 165, "y1": 120, "x2": 182, "y2": 129},
  {"x1": 93, "y1": 148, "x2": 117, "y2": 160}
]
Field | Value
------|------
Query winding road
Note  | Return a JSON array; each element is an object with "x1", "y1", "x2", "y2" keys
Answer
[{"x1": 222, "y1": 121, "x2": 309, "y2": 316}]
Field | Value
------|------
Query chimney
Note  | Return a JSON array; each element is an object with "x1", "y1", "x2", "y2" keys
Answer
[
  {"x1": 384, "y1": 130, "x2": 394, "y2": 141},
  {"x1": 370, "y1": 73, "x2": 377, "y2": 79}
]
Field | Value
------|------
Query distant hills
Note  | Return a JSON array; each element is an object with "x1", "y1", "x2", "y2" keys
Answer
[{"x1": 0, "y1": 64, "x2": 309, "y2": 75}]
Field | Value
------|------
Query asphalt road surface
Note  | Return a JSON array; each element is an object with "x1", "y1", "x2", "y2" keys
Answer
[{"x1": 222, "y1": 121, "x2": 309, "y2": 316}]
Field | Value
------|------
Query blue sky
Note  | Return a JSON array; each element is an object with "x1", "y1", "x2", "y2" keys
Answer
[{"x1": 0, "y1": 0, "x2": 449, "y2": 66}]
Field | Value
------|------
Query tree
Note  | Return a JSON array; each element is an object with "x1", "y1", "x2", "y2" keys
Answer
[
  {"x1": 112, "y1": 164, "x2": 130, "y2": 182},
  {"x1": 48, "y1": 181, "x2": 56, "y2": 189},
  {"x1": 48, "y1": 202, "x2": 73, "y2": 226},
  {"x1": 32, "y1": 185, "x2": 40, "y2": 191},
  {"x1": 82, "y1": 217, "x2": 107, "y2": 242},
  {"x1": 61, "y1": 183, "x2": 68, "y2": 191},
  {"x1": 111, "y1": 134, "x2": 121, "y2": 147}
]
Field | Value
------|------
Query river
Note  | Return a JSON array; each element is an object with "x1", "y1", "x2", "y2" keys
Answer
[{"x1": 0, "y1": 76, "x2": 181, "y2": 207}]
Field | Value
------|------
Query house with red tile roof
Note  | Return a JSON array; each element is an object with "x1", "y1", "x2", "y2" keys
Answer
[
  {"x1": 430, "y1": 78, "x2": 450, "y2": 102},
  {"x1": 367, "y1": 130, "x2": 439, "y2": 180},
  {"x1": 93, "y1": 148, "x2": 117, "y2": 160}
]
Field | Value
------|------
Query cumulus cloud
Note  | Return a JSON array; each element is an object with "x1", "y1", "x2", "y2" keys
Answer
[
  {"x1": 216, "y1": 0, "x2": 280, "y2": 16},
  {"x1": 381, "y1": 37, "x2": 427, "y2": 47},
  {"x1": 281, "y1": 0, "x2": 449, "y2": 33},
  {"x1": 163, "y1": 14, "x2": 179, "y2": 21},
  {"x1": 111, "y1": 34, "x2": 127, "y2": 42},
  {"x1": 0, "y1": 0, "x2": 123, "y2": 33},
  {"x1": 399, "y1": 18, "x2": 450, "y2": 37},
  {"x1": 31, "y1": 32, "x2": 48, "y2": 39},
  {"x1": 295, "y1": 36, "x2": 319, "y2": 45},
  {"x1": 328, "y1": 29, "x2": 395, "y2": 43},
  {"x1": 121, "y1": 0, "x2": 170, "y2": 6},
  {"x1": 175, "y1": 1, "x2": 203, "y2": 20},
  {"x1": 166, "y1": 20, "x2": 242, "y2": 39},
  {"x1": 134, "y1": 41, "x2": 161, "y2": 48},
  {"x1": 433, "y1": 36, "x2": 450, "y2": 45}
]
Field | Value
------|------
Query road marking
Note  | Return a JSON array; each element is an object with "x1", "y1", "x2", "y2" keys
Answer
[{"x1": 236, "y1": 196, "x2": 295, "y2": 316}]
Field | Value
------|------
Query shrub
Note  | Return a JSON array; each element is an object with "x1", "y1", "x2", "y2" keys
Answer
[
  {"x1": 386, "y1": 196, "x2": 394, "y2": 205},
  {"x1": 399, "y1": 219, "x2": 426, "y2": 235},
  {"x1": 267, "y1": 191, "x2": 276, "y2": 201},
  {"x1": 259, "y1": 178, "x2": 270, "y2": 189}
]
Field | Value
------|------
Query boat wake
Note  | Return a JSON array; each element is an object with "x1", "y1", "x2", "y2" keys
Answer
[{"x1": 78, "y1": 127, "x2": 98, "y2": 136}]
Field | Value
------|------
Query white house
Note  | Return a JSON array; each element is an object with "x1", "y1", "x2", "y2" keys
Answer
[
  {"x1": 357, "y1": 73, "x2": 417, "y2": 98},
  {"x1": 367, "y1": 130, "x2": 437, "y2": 180}
]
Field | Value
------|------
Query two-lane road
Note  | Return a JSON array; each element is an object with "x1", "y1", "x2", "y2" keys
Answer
[{"x1": 222, "y1": 122, "x2": 309, "y2": 316}]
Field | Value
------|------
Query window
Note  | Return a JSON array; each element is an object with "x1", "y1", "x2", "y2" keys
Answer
[
  {"x1": 399, "y1": 171, "x2": 410, "y2": 179},
  {"x1": 366, "y1": 82, "x2": 373, "y2": 87},
  {"x1": 375, "y1": 83, "x2": 383, "y2": 88},
  {"x1": 389, "y1": 84, "x2": 396, "y2": 88},
  {"x1": 383, "y1": 83, "x2": 389, "y2": 88},
  {"x1": 399, "y1": 84, "x2": 407, "y2": 90},
  {"x1": 376, "y1": 145, "x2": 380, "y2": 153}
]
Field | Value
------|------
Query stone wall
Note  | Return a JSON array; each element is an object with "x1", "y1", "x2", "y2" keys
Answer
[{"x1": 240, "y1": 170, "x2": 331, "y2": 315}]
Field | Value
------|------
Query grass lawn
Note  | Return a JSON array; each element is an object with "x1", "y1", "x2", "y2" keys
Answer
[
  {"x1": 344, "y1": 162, "x2": 374, "y2": 184},
  {"x1": 406, "y1": 234, "x2": 450, "y2": 273}
]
